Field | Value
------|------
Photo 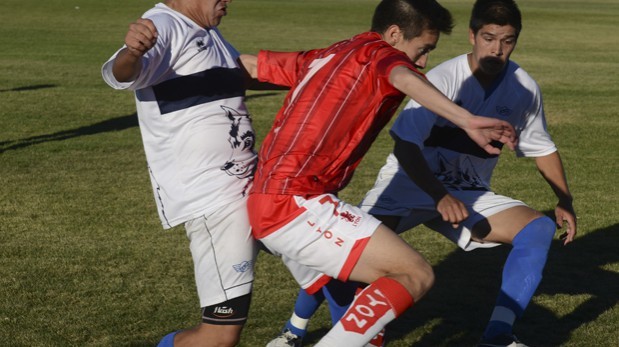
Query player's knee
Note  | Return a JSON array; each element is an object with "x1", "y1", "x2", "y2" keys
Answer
[
  {"x1": 416, "y1": 260, "x2": 435, "y2": 296},
  {"x1": 514, "y1": 216, "x2": 556, "y2": 250},
  {"x1": 398, "y1": 260, "x2": 434, "y2": 300},
  {"x1": 536, "y1": 216, "x2": 557, "y2": 244}
]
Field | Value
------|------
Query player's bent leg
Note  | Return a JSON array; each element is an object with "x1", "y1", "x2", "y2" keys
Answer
[
  {"x1": 165, "y1": 293, "x2": 251, "y2": 347},
  {"x1": 473, "y1": 205, "x2": 544, "y2": 244},
  {"x1": 315, "y1": 225, "x2": 434, "y2": 347},
  {"x1": 478, "y1": 209, "x2": 556, "y2": 344},
  {"x1": 349, "y1": 224, "x2": 434, "y2": 299}
]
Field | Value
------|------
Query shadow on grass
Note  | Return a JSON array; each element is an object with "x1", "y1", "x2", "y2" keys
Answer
[
  {"x1": 0, "y1": 84, "x2": 57, "y2": 93},
  {"x1": 0, "y1": 113, "x2": 139, "y2": 153},
  {"x1": 383, "y1": 221, "x2": 619, "y2": 347},
  {"x1": 299, "y1": 221, "x2": 618, "y2": 347},
  {"x1": 0, "y1": 91, "x2": 281, "y2": 154}
]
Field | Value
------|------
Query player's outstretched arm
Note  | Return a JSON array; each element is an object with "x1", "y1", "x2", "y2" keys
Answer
[
  {"x1": 239, "y1": 54, "x2": 258, "y2": 79},
  {"x1": 535, "y1": 151, "x2": 577, "y2": 245},
  {"x1": 238, "y1": 55, "x2": 288, "y2": 91},
  {"x1": 389, "y1": 66, "x2": 517, "y2": 155},
  {"x1": 112, "y1": 18, "x2": 158, "y2": 83}
]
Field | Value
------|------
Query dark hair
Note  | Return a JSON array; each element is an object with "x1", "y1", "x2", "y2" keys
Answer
[
  {"x1": 371, "y1": 0, "x2": 454, "y2": 40},
  {"x1": 469, "y1": 0, "x2": 522, "y2": 36}
]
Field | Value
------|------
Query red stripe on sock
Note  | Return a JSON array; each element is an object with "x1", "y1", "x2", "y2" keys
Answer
[{"x1": 374, "y1": 277, "x2": 414, "y2": 316}]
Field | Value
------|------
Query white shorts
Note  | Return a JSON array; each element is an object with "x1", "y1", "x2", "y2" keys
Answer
[
  {"x1": 360, "y1": 163, "x2": 527, "y2": 251},
  {"x1": 249, "y1": 193, "x2": 382, "y2": 287},
  {"x1": 184, "y1": 198, "x2": 258, "y2": 307}
]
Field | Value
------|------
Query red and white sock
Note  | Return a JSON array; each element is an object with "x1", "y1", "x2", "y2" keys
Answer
[{"x1": 315, "y1": 277, "x2": 413, "y2": 347}]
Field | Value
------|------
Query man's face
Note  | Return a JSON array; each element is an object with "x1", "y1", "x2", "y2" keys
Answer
[
  {"x1": 393, "y1": 30, "x2": 440, "y2": 69},
  {"x1": 200, "y1": 0, "x2": 231, "y2": 27},
  {"x1": 469, "y1": 24, "x2": 518, "y2": 77}
]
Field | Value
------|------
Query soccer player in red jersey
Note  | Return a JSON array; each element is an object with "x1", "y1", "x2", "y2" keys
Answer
[{"x1": 241, "y1": 0, "x2": 517, "y2": 345}]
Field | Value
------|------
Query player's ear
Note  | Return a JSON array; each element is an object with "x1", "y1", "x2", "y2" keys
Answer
[
  {"x1": 468, "y1": 28, "x2": 476, "y2": 45},
  {"x1": 383, "y1": 25, "x2": 402, "y2": 46}
]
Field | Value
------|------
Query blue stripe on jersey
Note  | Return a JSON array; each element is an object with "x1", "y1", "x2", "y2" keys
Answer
[
  {"x1": 424, "y1": 125, "x2": 502, "y2": 159},
  {"x1": 150, "y1": 67, "x2": 245, "y2": 115}
]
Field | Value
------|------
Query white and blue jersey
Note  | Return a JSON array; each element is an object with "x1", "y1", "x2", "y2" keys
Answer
[
  {"x1": 392, "y1": 53, "x2": 556, "y2": 191},
  {"x1": 102, "y1": 3, "x2": 257, "y2": 229},
  {"x1": 360, "y1": 54, "x2": 558, "y2": 250}
]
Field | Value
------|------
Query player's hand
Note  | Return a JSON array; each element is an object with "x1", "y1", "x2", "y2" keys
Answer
[
  {"x1": 555, "y1": 200, "x2": 577, "y2": 245},
  {"x1": 465, "y1": 116, "x2": 518, "y2": 155},
  {"x1": 436, "y1": 194, "x2": 469, "y2": 228},
  {"x1": 124, "y1": 18, "x2": 158, "y2": 57}
]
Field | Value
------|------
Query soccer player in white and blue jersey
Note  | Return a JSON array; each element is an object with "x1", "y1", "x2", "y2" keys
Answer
[
  {"x1": 361, "y1": 0, "x2": 577, "y2": 346},
  {"x1": 102, "y1": 1, "x2": 259, "y2": 346}
]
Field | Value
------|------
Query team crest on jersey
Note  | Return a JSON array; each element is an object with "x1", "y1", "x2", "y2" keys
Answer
[
  {"x1": 340, "y1": 211, "x2": 361, "y2": 226},
  {"x1": 436, "y1": 153, "x2": 486, "y2": 190},
  {"x1": 496, "y1": 105, "x2": 512, "y2": 117},
  {"x1": 195, "y1": 34, "x2": 211, "y2": 52},
  {"x1": 220, "y1": 106, "x2": 256, "y2": 179}
]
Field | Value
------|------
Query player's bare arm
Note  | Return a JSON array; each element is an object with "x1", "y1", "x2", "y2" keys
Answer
[
  {"x1": 389, "y1": 65, "x2": 517, "y2": 154},
  {"x1": 238, "y1": 55, "x2": 288, "y2": 91},
  {"x1": 239, "y1": 54, "x2": 258, "y2": 79},
  {"x1": 535, "y1": 152, "x2": 577, "y2": 245},
  {"x1": 393, "y1": 135, "x2": 468, "y2": 227},
  {"x1": 112, "y1": 18, "x2": 158, "y2": 82}
]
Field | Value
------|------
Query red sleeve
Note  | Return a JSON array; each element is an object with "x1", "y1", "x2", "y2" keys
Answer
[
  {"x1": 375, "y1": 50, "x2": 426, "y2": 85},
  {"x1": 257, "y1": 50, "x2": 303, "y2": 87}
]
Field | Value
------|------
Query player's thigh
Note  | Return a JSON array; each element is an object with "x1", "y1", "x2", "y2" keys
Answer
[
  {"x1": 185, "y1": 199, "x2": 258, "y2": 307},
  {"x1": 446, "y1": 190, "x2": 536, "y2": 244},
  {"x1": 259, "y1": 194, "x2": 381, "y2": 282},
  {"x1": 349, "y1": 224, "x2": 433, "y2": 294},
  {"x1": 479, "y1": 205, "x2": 544, "y2": 244}
]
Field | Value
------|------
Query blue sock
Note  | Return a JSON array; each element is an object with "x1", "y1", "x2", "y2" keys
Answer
[
  {"x1": 157, "y1": 331, "x2": 178, "y2": 347},
  {"x1": 483, "y1": 216, "x2": 555, "y2": 339},
  {"x1": 322, "y1": 280, "x2": 358, "y2": 325},
  {"x1": 285, "y1": 288, "x2": 325, "y2": 337}
]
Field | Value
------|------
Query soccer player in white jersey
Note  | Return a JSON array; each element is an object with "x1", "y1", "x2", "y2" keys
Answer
[
  {"x1": 360, "y1": 0, "x2": 577, "y2": 346},
  {"x1": 102, "y1": 1, "x2": 259, "y2": 346}
]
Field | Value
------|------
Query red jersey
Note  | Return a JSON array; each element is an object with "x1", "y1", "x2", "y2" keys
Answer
[{"x1": 253, "y1": 32, "x2": 423, "y2": 196}]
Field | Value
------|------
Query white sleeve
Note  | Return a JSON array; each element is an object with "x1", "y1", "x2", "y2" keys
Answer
[
  {"x1": 390, "y1": 65, "x2": 454, "y2": 147},
  {"x1": 101, "y1": 13, "x2": 174, "y2": 91},
  {"x1": 101, "y1": 48, "x2": 134, "y2": 90},
  {"x1": 390, "y1": 100, "x2": 438, "y2": 148},
  {"x1": 514, "y1": 82, "x2": 557, "y2": 157}
]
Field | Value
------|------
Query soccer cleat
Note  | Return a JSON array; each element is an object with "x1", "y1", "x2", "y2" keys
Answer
[
  {"x1": 478, "y1": 334, "x2": 528, "y2": 347},
  {"x1": 266, "y1": 329, "x2": 303, "y2": 347}
]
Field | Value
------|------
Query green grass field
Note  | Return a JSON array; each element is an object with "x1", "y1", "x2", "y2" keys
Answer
[{"x1": 1, "y1": 0, "x2": 618, "y2": 346}]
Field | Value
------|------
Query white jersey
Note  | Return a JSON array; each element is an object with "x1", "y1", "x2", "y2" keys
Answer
[
  {"x1": 391, "y1": 53, "x2": 556, "y2": 190},
  {"x1": 102, "y1": 3, "x2": 257, "y2": 229}
]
